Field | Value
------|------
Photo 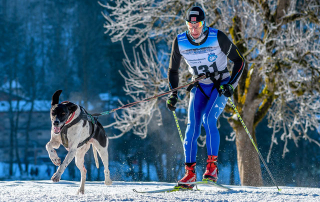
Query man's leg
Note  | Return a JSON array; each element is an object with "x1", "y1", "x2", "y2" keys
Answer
[
  {"x1": 184, "y1": 87, "x2": 208, "y2": 163},
  {"x1": 178, "y1": 87, "x2": 207, "y2": 188},
  {"x1": 202, "y1": 88, "x2": 228, "y2": 182}
]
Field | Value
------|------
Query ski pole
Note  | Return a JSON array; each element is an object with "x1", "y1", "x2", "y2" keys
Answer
[
  {"x1": 172, "y1": 111, "x2": 184, "y2": 145},
  {"x1": 91, "y1": 75, "x2": 206, "y2": 117},
  {"x1": 227, "y1": 97, "x2": 281, "y2": 191},
  {"x1": 168, "y1": 81, "x2": 184, "y2": 146}
]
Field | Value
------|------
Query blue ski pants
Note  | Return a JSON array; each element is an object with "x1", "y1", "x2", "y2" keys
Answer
[{"x1": 184, "y1": 77, "x2": 229, "y2": 163}]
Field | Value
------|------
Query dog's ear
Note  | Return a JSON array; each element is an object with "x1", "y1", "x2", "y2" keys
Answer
[
  {"x1": 51, "y1": 90, "x2": 62, "y2": 106},
  {"x1": 65, "y1": 102, "x2": 78, "y2": 113}
]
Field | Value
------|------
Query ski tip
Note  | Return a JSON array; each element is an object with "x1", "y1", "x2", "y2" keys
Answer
[{"x1": 132, "y1": 187, "x2": 193, "y2": 194}]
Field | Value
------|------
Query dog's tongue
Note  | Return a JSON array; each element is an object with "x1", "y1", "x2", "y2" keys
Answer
[{"x1": 54, "y1": 126, "x2": 61, "y2": 133}]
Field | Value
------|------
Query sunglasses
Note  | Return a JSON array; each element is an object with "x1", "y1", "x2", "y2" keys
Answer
[{"x1": 186, "y1": 21, "x2": 204, "y2": 29}]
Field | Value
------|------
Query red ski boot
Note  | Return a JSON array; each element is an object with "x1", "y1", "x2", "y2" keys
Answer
[
  {"x1": 203, "y1": 155, "x2": 218, "y2": 182},
  {"x1": 177, "y1": 163, "x2": 196, "y2": 189}
]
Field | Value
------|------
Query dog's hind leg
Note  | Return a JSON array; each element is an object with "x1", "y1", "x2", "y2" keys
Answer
[
  {"x1": 75, "y1": 144, "x2": 90, "y2": 194},
  {"x1": 93, "y1": 139, "x2": 112, "y2": 185}
]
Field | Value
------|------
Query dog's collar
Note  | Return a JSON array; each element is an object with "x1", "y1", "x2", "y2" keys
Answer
[{"x1": 65, "y1": 112, "x2": 76, "y2": 124}]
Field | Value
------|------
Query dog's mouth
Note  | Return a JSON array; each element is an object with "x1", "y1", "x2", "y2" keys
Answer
[
  {"x1": 53, "y1": 123, "x2": 65, "y2": 134},
  {"x1": 53, "y1": 126, "x2": 61, "y2": 134}
]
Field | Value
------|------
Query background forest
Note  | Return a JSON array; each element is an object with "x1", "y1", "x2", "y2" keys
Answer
[{"x1": 0, "y1": 0, "x2": 319, "y2": 188}]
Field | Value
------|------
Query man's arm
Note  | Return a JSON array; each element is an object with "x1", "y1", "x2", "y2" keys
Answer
[
  {"x1": 217, "y1": 30, "x2": 245, "y2": 89},
  {"x1": 168, "y1": 37, "x2": 181, "y2": 95}
]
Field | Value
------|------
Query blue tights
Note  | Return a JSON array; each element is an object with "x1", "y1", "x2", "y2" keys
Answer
[{"x1": 184, "y1": 79, "x2": 229, "y2": 163}]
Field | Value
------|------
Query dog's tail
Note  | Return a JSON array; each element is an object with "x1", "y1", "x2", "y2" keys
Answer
[{"x1": 92, "y1": 145, "x2": 99, "y2": 169}]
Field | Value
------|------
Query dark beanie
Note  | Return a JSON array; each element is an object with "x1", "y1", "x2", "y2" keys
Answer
[{"x1": 185, "y1": 6, "x2": 205, "y2": 22}]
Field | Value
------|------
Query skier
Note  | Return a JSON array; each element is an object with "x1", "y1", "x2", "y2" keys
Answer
[{"x1": 167, "y1": 6, "x2": 245, "y2": 189}]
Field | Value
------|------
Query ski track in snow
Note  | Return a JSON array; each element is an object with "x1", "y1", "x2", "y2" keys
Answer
[{"x1": 0, "y1": 180, "x2": 319, "y2": 202}]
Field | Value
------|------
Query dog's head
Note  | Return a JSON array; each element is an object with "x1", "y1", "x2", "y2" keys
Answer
[{"x1": 51, "y1": 90, "x2": 78, "y2": 134}]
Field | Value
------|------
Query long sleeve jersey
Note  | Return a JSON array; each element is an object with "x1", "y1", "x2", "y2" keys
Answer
[{"x1": 168, "y1": 28, "x2": 245, "y2": 93}]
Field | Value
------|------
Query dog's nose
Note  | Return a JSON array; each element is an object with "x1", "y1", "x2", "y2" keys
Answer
[{"x1": 54, "y1": 121, "x2": 60, "y2": 126}]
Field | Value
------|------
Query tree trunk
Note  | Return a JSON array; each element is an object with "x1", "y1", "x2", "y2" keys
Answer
[
  {"x1": 235, "y1": 127, "x2": 263, "y2": 186},
  {"x1": 166, "y1": 145, "x2": 174, "y2": 182},
  {"x1": 14, "y1": 120, "x2": 23, "y2": 176},
  {"x1": 9, "y1": 123, "x2": 14, "y2": 176},
  {"x1": 234, "y1": 107, "x2": 263, "y2": 186},
  {"x1": 155, "y1": 153, "x2": 164, "y2": 182},
  {"x1": 9, "y1": 82, "x2": 14, "y2": 176},
  {"x1": 13, "y1": 95, "x2": 23, "y2": 175},
  {"x1": 276, "y1": 0, "x2": 290, "y2": 23},
  {"x1": 229, "y1": 145, "x2": 235, "y2": 185},
  {"x1": 137, "y1": 151, "x2": 143, "y2": 181},
  {"x1": 146, "y1": 161, "x2": 150, "y2": 181},
  {"x1": 24, "y1": 93, "x2": 35, "y2": 174}
]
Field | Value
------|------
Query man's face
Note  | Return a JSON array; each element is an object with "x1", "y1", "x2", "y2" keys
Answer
[{"x1": 186, "y1": 21, "x2": 204, "y2": 39}]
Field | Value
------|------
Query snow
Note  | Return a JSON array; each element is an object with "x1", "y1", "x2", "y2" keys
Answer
[{"x1": 0, "y1": 180, "x2": 319, "y2": 201}]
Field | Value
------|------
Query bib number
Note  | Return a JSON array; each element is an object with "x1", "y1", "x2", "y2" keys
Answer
[{"x1": 191, "y1": 62, "x2": 218, "y2": 75}]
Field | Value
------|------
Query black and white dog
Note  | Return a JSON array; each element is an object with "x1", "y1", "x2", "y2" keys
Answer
[{"x1": 46, "y1": 90, "x2": 112, "y2": 194}]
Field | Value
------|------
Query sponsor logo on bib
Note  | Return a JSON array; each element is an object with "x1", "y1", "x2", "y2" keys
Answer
[{"x1": 208, "y1": 53, "x2": 217, "y2": 62}]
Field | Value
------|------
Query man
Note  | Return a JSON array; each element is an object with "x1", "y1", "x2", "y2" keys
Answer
[{"x1": 167, "y1": 6, "x2": 245, "y2": 189}]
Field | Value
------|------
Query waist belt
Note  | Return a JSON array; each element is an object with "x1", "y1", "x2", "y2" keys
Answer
[{"x1": 186, "y1": 68, "x2": 229, "y2": 99}]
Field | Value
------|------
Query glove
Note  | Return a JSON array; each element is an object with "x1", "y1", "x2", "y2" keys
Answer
[
  {"x1": 219, "y1": 84, "x2": 234, "y2": 97},
  {"x1": 166, "y1": 94, "x2": 178, "y2": 111}
]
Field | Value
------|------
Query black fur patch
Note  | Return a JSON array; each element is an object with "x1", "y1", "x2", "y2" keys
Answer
[
  {"x1": 64, "y1": 102, "x2": 78, "y2": 113},
  {"x1": 51, "y1": 104, "x2": 70, "y2": 123},
  {"x1": 93, "y1": 122, "x2": 108, "y2": 148},
  {"x1": 51, "y1": 90, "x2": 62, "y2": 106}
]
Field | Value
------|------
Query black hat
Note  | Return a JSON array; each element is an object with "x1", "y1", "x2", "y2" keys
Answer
[{"x1": 185, "y1": 6, "x2": 205, "y2": 23}]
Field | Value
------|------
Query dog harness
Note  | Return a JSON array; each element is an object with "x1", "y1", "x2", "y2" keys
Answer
[{"x1": 60, "y1": 105, "x2": 98, "y2": 149}]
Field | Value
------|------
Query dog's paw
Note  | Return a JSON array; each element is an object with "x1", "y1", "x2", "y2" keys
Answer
[
  {"x1": 77, "y1": 188, "x2": 85, "y2": 195},
  {"x1": 105, "y1": 178, "x2": 112, "y2": 185},
  {"x1": 50, "y1": 157, "x2": 61, "y2": 166},
  {"x1": 51, "y1": 172, "x2": 61, "y2": 182}
]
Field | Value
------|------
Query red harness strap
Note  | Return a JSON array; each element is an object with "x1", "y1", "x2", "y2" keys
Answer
[{"x1": 65, "y1": 112, "x2": 75, "y2": 124}]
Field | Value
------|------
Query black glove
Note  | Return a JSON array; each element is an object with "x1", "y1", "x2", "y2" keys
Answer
[
  {"x1": 166, "y1": 94, "x2": 178, "y2": 111},
  {"x1": 219, "y1": 84, "x2": 234, "y2": 97}
]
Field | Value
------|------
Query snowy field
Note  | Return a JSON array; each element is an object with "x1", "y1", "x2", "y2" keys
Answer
[{"x1": 0, "y1": 180, "x2": 319, "y2": 202}]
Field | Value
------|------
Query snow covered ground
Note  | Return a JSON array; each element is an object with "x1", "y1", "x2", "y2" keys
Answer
[{"x1": 0, "y1": 180, "x2": 319, "y2": 202}]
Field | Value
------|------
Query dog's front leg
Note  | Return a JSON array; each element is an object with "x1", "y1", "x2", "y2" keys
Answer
[
  {"x1": 46, "y1": 139, "x2": 61, "y2": 166},
  {"x1": 51, "y1": 148, "x2": 77, "y2": 182}
]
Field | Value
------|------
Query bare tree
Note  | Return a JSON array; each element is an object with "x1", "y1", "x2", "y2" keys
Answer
[
  {"x1": 105, "y1": 41, "x2": 168, "y2": 139},
  {"x1": 101, "y1": 0, "x2": 320, "y2": 186}
]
